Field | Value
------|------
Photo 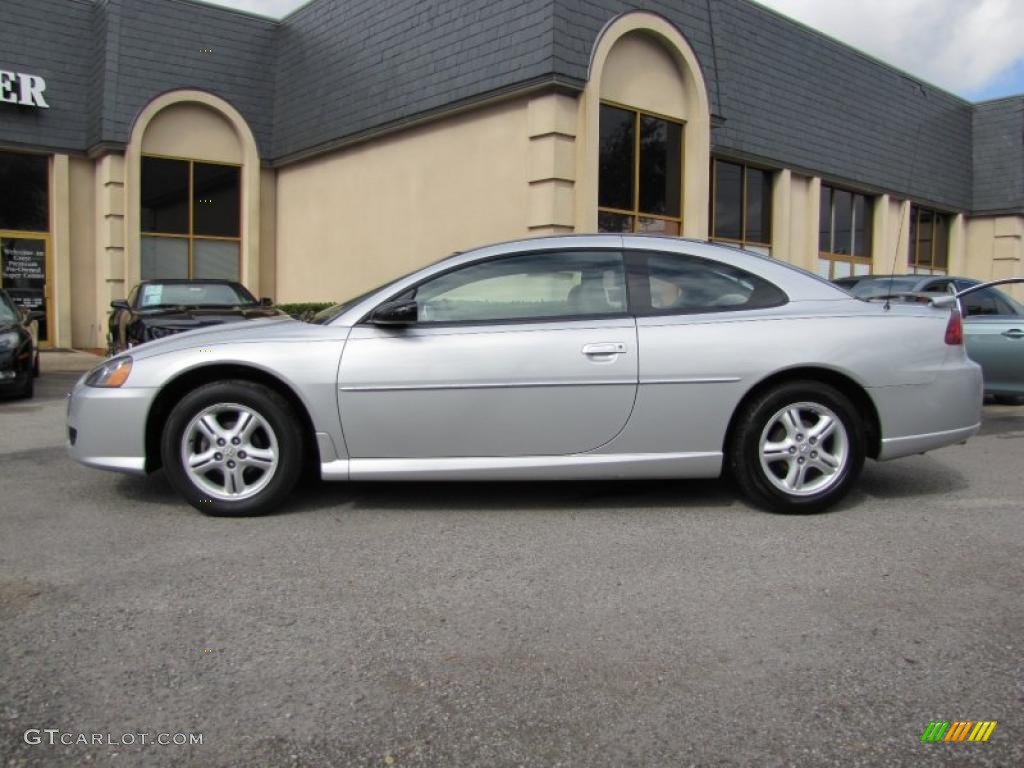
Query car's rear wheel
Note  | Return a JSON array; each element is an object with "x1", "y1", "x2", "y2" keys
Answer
[
  {"x1": 161, "y1": 380, "x2": 304, "y2": 516},
  {"x1": 729, "y1": 381, "x2": 864, "y2": 514}
]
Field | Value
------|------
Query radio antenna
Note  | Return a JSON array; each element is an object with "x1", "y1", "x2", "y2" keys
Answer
[{"x1": 885, "y1": 83, "x2": 929, "y2": 311}]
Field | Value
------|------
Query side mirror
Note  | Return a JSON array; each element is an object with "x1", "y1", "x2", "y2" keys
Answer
[
  {"x1": 110, "y1": 299, "x2": 130, "y2": 311},
  {"x1": 26, "y1": 310, "x2": 44, "y2": 323},
  {"x1": 371, "y1": 299, "x2": 418, "y2": 326},
  {"x1": 930, "y1": 295, "x2": 957, "y2": 309},
  {"x1": 259, "y1": 297, "x2": 274, "y2": 307}
]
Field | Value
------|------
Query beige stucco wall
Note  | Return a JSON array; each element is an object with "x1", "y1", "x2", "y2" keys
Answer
[
  {"x1": 68, "y1": 156, "x2": 98, "y2": 348},
  {"x1": 966, "y1": 214, "x2": 1024, "y2": 300},
  {"x1": 141, "y1": 103, "x2": 243, "y2": 164},
  {"x1": 275, "y1": 97, "x2": 531, "y2": 303}
]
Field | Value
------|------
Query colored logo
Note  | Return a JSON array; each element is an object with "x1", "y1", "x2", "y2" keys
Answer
[{"x1": 921, "y1": 721, "x2": 997, "y2": 742}]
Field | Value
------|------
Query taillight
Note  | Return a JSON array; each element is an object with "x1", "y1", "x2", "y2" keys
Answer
[{"x1": 945, "y1": 309, "x2": 963, "y2": 345}]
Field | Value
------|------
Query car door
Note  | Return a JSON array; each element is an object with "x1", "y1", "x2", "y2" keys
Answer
[
  {"x1": 338, "y1": 249, "x2": 638, "y2": 458},
  {"x1": 960, "y1": 286, "x2": 1024, "y2": 394}
]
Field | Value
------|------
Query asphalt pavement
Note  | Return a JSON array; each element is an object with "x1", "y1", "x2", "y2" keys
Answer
[{"x1": 1, "y1": 361, "x2": 1021, "y2": 767}]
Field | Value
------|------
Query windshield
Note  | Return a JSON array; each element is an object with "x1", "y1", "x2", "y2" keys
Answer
[
  {"x1": 138, "y1": 282, "x2": 257, "y2": 308},
  {"x1": 0, "y1": 293, "x2": 18, "y2": 324},
  {"x1": 308, "y1": 255, "x2": 460, "y2": 325}
]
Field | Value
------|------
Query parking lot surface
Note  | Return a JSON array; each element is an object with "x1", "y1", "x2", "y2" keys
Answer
[{"x1": 1, "y1": 361, "x2": 1022, "y2": 767}]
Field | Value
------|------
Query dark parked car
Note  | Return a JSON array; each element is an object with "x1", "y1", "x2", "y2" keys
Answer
[
  {"x1": 108, "y1": 280, "x2": 283, "y2": 355},
  {"x1": 0, "y1": 289, "x2": 42, "y2": 399},
  {"x1": 835, "y1": 274, "x2": 1024, "y2": 403}
]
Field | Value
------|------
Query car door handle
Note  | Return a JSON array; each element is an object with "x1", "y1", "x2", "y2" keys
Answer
[
  {"x1": 582, "y1": 342, "x2": 626, "y2": 356},
  {"x1": 1001, "y1": 329, "x2": 1024, "y2": 339}
]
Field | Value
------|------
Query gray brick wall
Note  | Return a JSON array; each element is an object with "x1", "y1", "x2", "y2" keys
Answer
[
  {"x1": 0, "y1": 0, "x2": 94, "y2": 153},
  {"x1": 973, "y1": 97, "x2": 1024, "y2": 214},
  {"x1": 271, "y1": 0, "x2": 558, "y2": 160},
  {"x1": 0, "y1": 0, "x2": 1019, "y2": 214}
]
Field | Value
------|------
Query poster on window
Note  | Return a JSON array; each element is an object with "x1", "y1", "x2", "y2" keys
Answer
[{"x1": 1, "y1": 237, "x2": 48, "y2": 342}]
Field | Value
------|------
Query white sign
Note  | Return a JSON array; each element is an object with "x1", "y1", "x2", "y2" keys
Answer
[{"x1": 0, "y1": 71, "x2": 48, "y2": 108}]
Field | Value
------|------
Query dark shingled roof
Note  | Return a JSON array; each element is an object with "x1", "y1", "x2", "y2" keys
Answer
[{"x1": 0, "y1": 0, "x2": 1020, "y2": 214}]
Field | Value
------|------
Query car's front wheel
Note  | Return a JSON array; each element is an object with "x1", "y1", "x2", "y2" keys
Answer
[
  {"x1": 729, "y1": 381, "x2": 865, "y2": 514},
  {"x1": 161, "y1": 380, "x2": 304, "y2": 516}
]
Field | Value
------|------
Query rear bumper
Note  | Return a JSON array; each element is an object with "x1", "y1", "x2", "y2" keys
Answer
[
  {"x1": 878, "y1": 422, "x2": 980, "y2": 460},
  {"x1": 66, "y1": 380, "x2": 154, "y2": 475},
  {"x1": 872, "y1": 362, "x2": 984, "y2": 461}
]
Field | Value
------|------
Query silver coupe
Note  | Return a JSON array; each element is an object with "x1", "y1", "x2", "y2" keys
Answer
[{"x1": 67, "y1": 235, "x2": 983, "y2": 516}]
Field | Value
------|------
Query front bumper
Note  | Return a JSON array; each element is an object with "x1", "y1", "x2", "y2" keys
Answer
[{"x1": 66, "y1": 379, "x2": 156, "y2": 475}]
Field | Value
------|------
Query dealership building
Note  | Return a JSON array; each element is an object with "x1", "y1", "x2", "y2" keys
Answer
[{"x1": 1, "y1": 0, "x2": 1022, "y2": 350}]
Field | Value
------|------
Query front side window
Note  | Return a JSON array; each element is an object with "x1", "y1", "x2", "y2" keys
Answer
[
  {"x1": 598, "y1": 103, "x2": 683, "y2": 235},
  {"x1": 818, "y1": 185, "x2": 873, "y2": 280},
  {"x1": 141, "y1": 156, "x2": 241, "y2": 280},
  {"x1": 710, "y1": 159, "x2": 772, "y2": 252},
  {"x1": 908, "y1": 205, "x2": 950, "y2": 275},
  {"x1": 396, "y1": 251, "x2": 627, "y2": 324},
  {"x1": 638, "y1": 252, "x2": 787, "y2": 314}
]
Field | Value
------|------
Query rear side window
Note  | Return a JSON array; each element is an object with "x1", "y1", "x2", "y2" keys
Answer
[
  {"x1": 962, "y1": 287, "x2": 1019, "y2": 317},
  {"x1": 634, "y1": 252, "x2": 787, "y2": 314}
]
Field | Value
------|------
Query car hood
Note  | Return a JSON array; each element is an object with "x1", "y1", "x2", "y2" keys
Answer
[{"x1": 123, "y1": 316, "x2": 347, "y2": 361}]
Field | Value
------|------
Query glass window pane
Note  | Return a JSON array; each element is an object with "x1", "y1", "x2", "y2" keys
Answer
[
  {"x1": 141, "y1": 157, "x2": 189, "y2": 234},
  {"x1": 637, "y1": 217, "x2": 679, "y2": 235},
  {"x1": 193, "y1": 239, "x2": 240, "y2": 280},
  {"x1": 638, "y1": 116, "x2": 681, "y2": 217},
  {"x1": 598, "y1": 211, "x2": 633, "y2": 233},
  {"x1": 817, "y1": 258, "x2": 832, "y2": 279},
  {"x1": 819, "y1": 185, "x2": 832, "y2": 252},
  {"x1": 412, "y1": 251, "x2": 626, "y2": 323},
  {"x1": 644, "y1": 252, "x2": 787, "y2": 313},
  {"x1": 714, "y1": 161, "x2": 743, "y2": 241},
  {"x1": 832, "y1": 260, "x2": 853, "y2": 278},
  {"x1": 598, "y1": 105, "x2": 635, "y2": 211},
  {"x1": 193, "y1": 163, "x2": 240, "y2": 237},
  {"x1": 832, "y1": 189, "x2": 853, "y2": 255},
  {"x1": 744, "y1": 168, "x2": 772, "y2": 244},
  {"x1": 0, "y1": 151, "x2": 48, "y2": 231},
  {"x1": 141, "y1": 236, "x2": 188, "y2": 280},
  {"x1": 933, "y1": 213, "x2": 949, "y2": 269},
  {"x1": 852, "y1": 194, "x2": 872, "y2": 257},
  {"x1": 916, "y1": 209, "x2": 934, "y2": 266}
]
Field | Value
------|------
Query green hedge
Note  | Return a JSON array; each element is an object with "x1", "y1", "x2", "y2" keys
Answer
[{"x1": 277, "y1": 302, "x2": 336, "y2": 319}]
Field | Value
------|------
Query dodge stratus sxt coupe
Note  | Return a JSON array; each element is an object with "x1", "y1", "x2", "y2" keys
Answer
[{"x1": 67, "y1": 235, "x2": 983, "y2": 516}]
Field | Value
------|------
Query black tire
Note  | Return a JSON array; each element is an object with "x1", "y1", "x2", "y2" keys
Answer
[
  {"x1": 161, "y1": 379, "x2": 304, "y2": 516},
  {"x1": 18, "y1": 371, "x2": 34, "y2": 399},
  {"x1": 728, "y1": 380, "x2": 865, "y2": 514}
]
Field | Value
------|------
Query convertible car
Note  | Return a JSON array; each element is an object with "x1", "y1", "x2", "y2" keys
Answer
[
  {"x1": 107, "y1": 279, "x2": 283, "y2": 354},
  {"x1": 68, "y1": 235, "x2": 983, "y2": 516}
]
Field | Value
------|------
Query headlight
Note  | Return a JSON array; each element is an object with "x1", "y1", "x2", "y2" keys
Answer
[
  {"x1": 0, "y1": 331, "x2": 19, "y2": 351},
  {"x1": 85, "y1": 356, "x2": 133, "y2": 388}
]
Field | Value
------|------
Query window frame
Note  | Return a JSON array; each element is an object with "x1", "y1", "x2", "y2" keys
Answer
[
  {"x1": 818, "y1": 183, "x2": 874, "y2": 280},
  {"x1": 908, "y1": 204, "x2": 951, "y2": 275},
  {"x1": 709, "y1": 158, "x2": 773, "y2": 250},
  {"x1": 140, "y1": 153, "x2": 242, "y2": 280},
  {"x1": 597, "y1": 100, "x2": 685, "y2": 235},
  {"x1": 359, "y1": 248, "x2": 633, "y2": 328}
]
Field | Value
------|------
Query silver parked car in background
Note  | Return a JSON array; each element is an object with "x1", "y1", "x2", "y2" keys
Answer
[{"x1": 67, "y1": 235, "x2": 983, "y2": 516}]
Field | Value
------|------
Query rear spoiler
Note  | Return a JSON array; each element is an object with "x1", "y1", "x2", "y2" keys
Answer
[{"x1": 930, "y1": 277, "x2": 1024, "y2": 309}]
